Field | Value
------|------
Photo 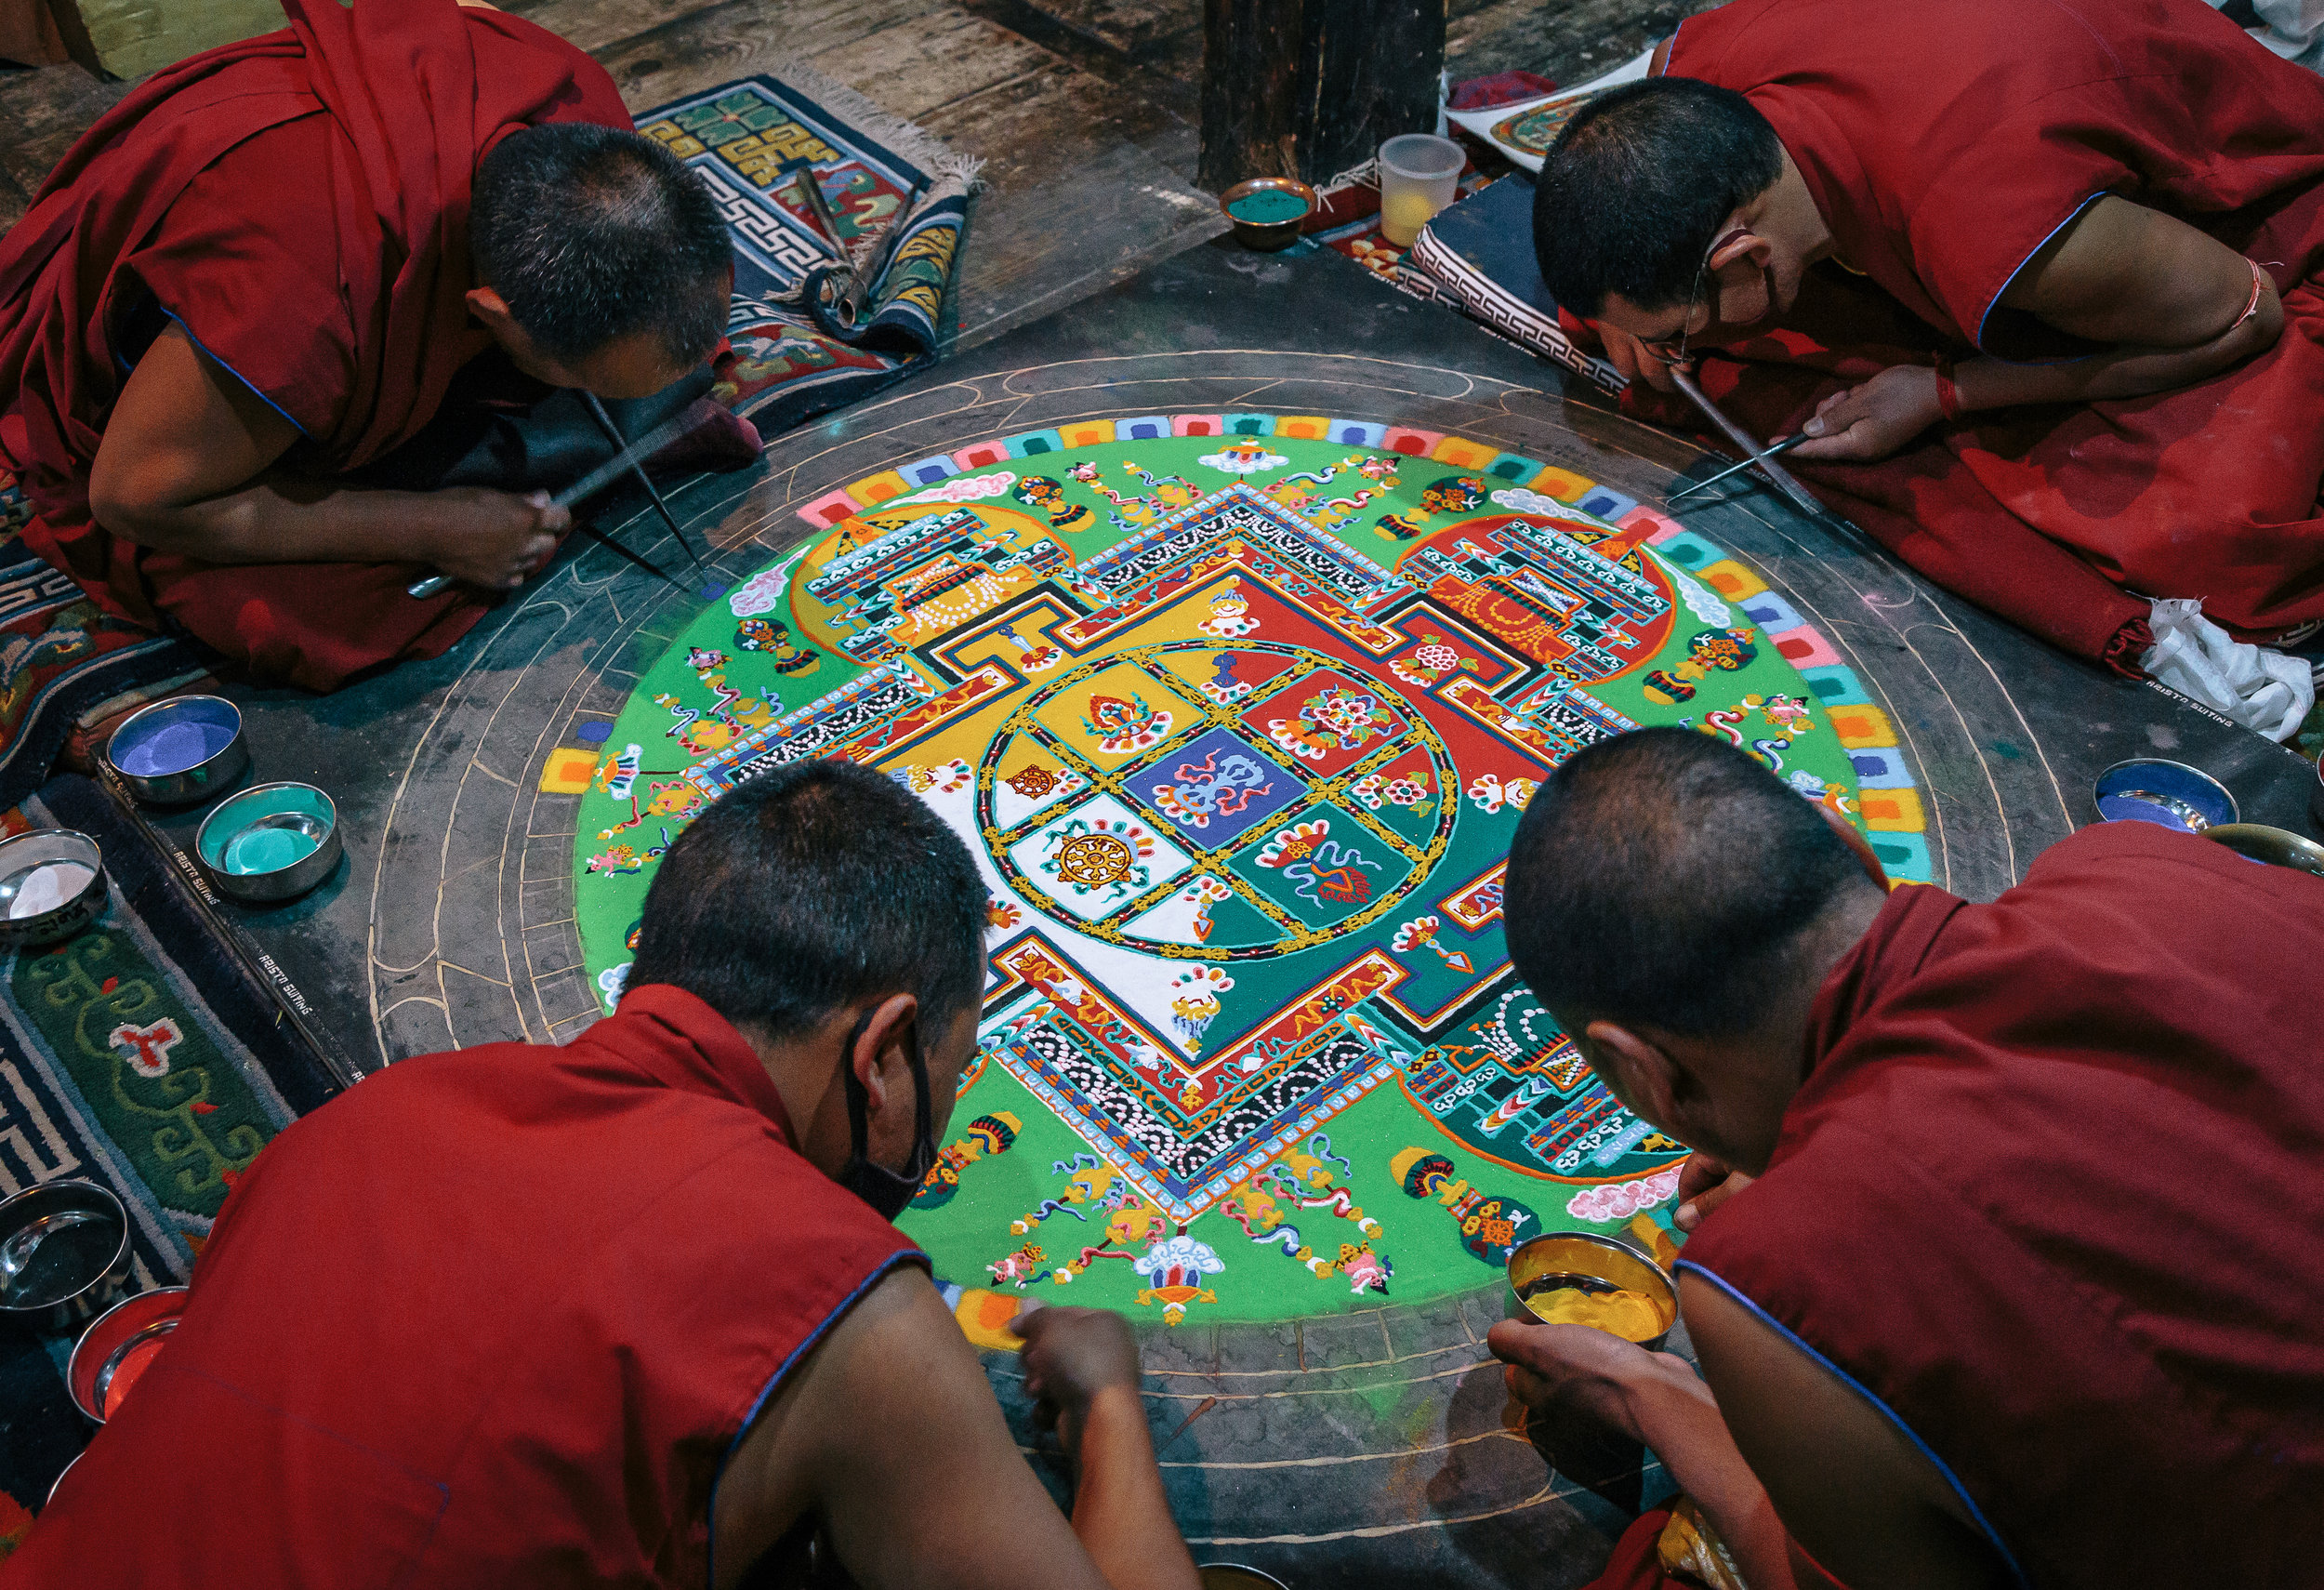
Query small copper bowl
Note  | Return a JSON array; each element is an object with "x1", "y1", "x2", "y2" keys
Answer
[
  {"x1": 1505, "y1": 1230, "x2": 1679, "y2": 1351},
  {"x1": 1218, "y1": 178, "x2": 1316, "y2": 252}
]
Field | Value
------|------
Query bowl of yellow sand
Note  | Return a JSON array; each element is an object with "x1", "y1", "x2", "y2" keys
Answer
[{"x1": 1506, "y1": 1231, "x2": 1679, "y2": 1350}]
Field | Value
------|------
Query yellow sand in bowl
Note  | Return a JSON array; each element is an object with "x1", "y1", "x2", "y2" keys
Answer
[{"x1": 1520, "y1": 1281, "x2": 1668, "y2": 1342}]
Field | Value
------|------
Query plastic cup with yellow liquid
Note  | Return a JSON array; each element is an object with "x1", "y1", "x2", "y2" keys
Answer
[{"x1": 1377, "y1": 133, "x2": 1465, "y2": 247}]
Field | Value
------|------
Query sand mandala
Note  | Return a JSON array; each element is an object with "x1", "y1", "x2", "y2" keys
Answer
[{"x1": 574, "y1": 413, "x2": 1928, "y2": 1330}]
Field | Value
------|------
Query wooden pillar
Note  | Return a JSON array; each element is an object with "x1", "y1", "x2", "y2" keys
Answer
[{"x1": 1198, "y1": 0, "x2": 1447, "y2": 192}]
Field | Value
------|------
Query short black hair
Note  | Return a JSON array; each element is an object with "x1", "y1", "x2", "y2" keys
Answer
[
  {"x1": 1504, "y1": 728, "x2": 1875, "y2": 1039},
  {"x1": 470, "y1": 122, "x2": 732, "y2": 367},
  {"x1": 1533, "y1": 78, "x2": 1785, "y2": 320},
  {"x1": 627, "y1": 760, "x2": 986, "y2": 1043}
]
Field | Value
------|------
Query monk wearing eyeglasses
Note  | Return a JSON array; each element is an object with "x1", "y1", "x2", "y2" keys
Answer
[{"x1": 1534, "y1": 0, "x2": 2324, "y2": 709}]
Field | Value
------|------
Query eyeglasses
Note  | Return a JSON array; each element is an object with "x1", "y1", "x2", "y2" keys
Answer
[{"x1": 1639, "y1": 227, "x2": 1751, "y2": 365}]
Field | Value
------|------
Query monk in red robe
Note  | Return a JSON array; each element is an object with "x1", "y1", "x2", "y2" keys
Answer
[
  {"x1": 0, "y1": 0, "x2": 743, "y2": 691},
  {"x1": 10, "y1": 760, "x2": 1204, "y2": 1588},
  {"x1": 1533, "y1": 0, "x2": 2324, "y2": 698},
  {"x1": 1491, "y1": 727, "x2": 2324, "y2": 1590}
]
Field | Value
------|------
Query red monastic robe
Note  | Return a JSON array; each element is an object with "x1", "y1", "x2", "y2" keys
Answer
[
  {"x1": 1644, "y1": 0, "x2": 2324, "y2": 669},
  {"x1": 10, "y1": 986, "x2": 924, "y2": 1586},
  {"x1": 0, "y1": 0, "x2": 629, "y2": 691},
  {"x1": 1682, "y1": 823, "x2": 2324, "y2": 1587}
]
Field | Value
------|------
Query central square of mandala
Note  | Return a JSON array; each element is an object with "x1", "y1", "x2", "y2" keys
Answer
[{"x1": 1122, "y1": 724, "x2": 1306, "y2": 845}]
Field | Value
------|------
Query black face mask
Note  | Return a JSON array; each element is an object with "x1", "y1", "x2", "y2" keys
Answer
[{"x1": 838, "y1": 1010, "x2": 938, "y2": 1222}]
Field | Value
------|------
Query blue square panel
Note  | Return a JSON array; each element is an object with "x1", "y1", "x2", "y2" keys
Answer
[{"x1": 1124, "y1": 725, "x2": 1307, "y2": 846}]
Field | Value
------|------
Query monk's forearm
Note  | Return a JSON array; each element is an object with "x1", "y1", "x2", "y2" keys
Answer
[
  {"x1": 95, "y1": 476, "x2": 446, "y2": 566},
  {"x1": 1624, "y1": 1365, "x2": 1799, "y2": 1590},
  {"x1": 1067, "y1": 1385, "x2": 1199, "y2": 1590},
  {"x1": 1956, "y1": 291, "x2": 2283, "y2": 413}
]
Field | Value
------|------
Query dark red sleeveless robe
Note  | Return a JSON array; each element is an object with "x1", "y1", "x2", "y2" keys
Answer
[
  {"x1": 0, "y1": 0, "x2": 629, "y2": 691},
  {"x1": 1681, "y1": 823, "x2": 2324, "y2": 1588},
  {"x1": 7, "y1": 986, "x2": 923, "y2": 1586},
  {"x1": 1640, "y1": 0, "x2": 2324, "y2": 670}
]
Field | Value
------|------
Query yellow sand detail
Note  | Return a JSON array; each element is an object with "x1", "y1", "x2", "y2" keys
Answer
[{"x1": 1521, "y1": 1283, "x2": 1666, "y2": 1341}]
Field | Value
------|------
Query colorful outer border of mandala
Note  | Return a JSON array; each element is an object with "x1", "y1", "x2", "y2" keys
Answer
[{"x1": 789, "y1": 413, "x2": 1933, "y2": 883}]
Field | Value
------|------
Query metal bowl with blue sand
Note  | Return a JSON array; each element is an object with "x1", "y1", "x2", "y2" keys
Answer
[
  {"x1": 104, "y1": 695, "x2": 249, "y2": 806},
  {"x1": 2092, "y1": 758, "x2": 2238, "y2": 833},
  {"x1": 195, "y1": 781, "x2": 343, "y2": 903}
]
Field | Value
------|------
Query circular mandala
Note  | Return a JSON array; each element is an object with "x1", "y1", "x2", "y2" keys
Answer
[{"x1": 574, "y1": 417, "x2": 1921, "y2": 1326}]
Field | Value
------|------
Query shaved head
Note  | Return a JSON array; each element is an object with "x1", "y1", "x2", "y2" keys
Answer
[{"x1": 1505, "y1": 728, "x2": 1881, "y2": 1040}]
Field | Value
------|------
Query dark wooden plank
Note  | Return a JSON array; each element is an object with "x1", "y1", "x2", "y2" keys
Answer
[
  {"x1": 585, "y1": 0, "x2": 1223, "y2": 353},
  {"x1": 509, "y1": 0, "x2": 932, "y2": 68},
  {"x1": 807, "y1": 9, "x2": 1057, "y2": 117},
  {"x1": 917, "y1": 54, "x2": 1223, "y2": 346},
  {"x1": 1197, "y1": 0, "x2": 1446, "y2": 189}
]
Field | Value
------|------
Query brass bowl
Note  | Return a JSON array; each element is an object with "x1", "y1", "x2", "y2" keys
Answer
[
  {"x1": 2206, "y1": 822, "x2": 2324, "y2": 878},
  {"x1": 1505, "y1": 1230, "x2": 1679, "y2": 1350},
  {"x1": 1218, "y1": 177, "x2": 1316, "y2": 252}
]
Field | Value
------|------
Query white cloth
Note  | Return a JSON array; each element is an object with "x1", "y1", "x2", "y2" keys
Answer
[
  {"x1": 2142, "y1": 598, "x2": 2316, "y2": 742},
  {"x1": 2205, "y1": 0, "x2": 2324, "y2": 71}
]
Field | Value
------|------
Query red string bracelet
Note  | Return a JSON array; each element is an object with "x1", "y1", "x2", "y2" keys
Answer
[
  {"x1": 2230, "y1": 258, "x2": 2269, "y2": 335},
  {"x1": 1932, "y1": 355, "x2": 1962, "y2": 423}
]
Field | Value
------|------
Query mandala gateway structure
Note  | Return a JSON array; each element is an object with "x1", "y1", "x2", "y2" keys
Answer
[{"x1": 575, "y1": 415, "x2": 1929, "y2": 1327}]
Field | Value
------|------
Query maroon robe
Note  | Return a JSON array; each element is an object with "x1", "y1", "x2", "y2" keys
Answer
[
  {"x1": 10, "y1": 986, "x2": 925, "y2": 1586},
  {"x1": 1640, "y1": 0, "x2": 2324, "y2": 669},
  {"x1": 0, "y1": 0, "x2": 629, "y2": 691},
  {"x1": 1682, "y1": 823, "x2": 2324, "y2": 1587}
]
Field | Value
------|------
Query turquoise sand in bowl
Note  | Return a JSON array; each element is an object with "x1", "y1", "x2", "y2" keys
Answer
[{"x1": 1226, "y1": 188, "x2": 1308, "y2": 224}]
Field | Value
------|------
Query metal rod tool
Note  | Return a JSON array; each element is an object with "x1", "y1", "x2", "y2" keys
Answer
[
  {"x1": 580, "y1": 391, "x2": 705, "y2": 572},
  {"x1": 1666, "y1": 368, "x2": 1875, "y2": 551},
  {"x1": 405, "y1": 398, "x2": 718, "y2": 600},
  {"x1": 1668, "y1": 431, "x2": 1811, "y2": 501}
]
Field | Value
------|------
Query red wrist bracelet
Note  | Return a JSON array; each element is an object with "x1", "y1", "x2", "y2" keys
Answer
[{"x1": 1932, "y1": 356, "x2": 1962, "y2": 423}]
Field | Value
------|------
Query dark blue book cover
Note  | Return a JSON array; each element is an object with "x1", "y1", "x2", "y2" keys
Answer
[{"x1": 1410, "y1": 176, "x2": 1625, "y2": 391}]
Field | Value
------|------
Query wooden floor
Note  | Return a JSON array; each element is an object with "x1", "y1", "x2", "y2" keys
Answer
[{"x1": 0, "y1": 0, "x2": 1712, "y2": 350}]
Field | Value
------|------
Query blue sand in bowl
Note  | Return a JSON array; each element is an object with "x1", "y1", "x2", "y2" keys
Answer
[{"x1": 115, "y1": 717, "x2": 237, "y2": 777}]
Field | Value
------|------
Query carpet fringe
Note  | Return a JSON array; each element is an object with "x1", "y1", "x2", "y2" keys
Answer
[{"x1": 760, "y1": 55, "x2": 988, "y2": 190}]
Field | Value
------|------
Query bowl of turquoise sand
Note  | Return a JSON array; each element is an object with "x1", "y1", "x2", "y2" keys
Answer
[
  {"x1": 105, "y1": 695, "x2": 249, "y2": 806},
  {"x1": 195, "y1": 781, "x2": 342, "y2": 903},
  {"x1": 1219, "y1": 177, "x2": 1315, "y2": 251}
]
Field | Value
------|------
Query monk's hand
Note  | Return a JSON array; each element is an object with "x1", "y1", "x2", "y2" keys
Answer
[
  {"x1": 1595, "y1": 323, "x2": 1685, "y2": 394},
  {"x1": 1487, "y1": 1318, "x2": 1709, "y2": 1444},
  {"x1": 1016, "y1": 1305, "x2": 1142, "y2": 1464},
  {"x1": 1789, "y1": 364, "x2": 1945, "y2": 462},
  {"x1": 1673, "y1": 1151, "x2": 1754, "y2": 1232},
  {"x1": 423, "y1": 487, "x2": 571, "y2": 590}
]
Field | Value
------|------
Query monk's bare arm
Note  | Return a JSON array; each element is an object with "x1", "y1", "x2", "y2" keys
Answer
[
  {"x1": 1488, "y1": 1318, "x2": 1798, "y2": 1589},
  {"x1": 1794, "y1": 196, "x2": 2281, "y2": 461},
  {"x1": 1682, "y1": 1274, "x2": 2014, "y2": 1590},
  {"x1": 712, "y1": 1271, "x2": 1198, "y2": 1590},
  {"x1": 1961, "y1": 194, "x2": 2283, "y2": 405},
  {"x1": 87, "y1": 324, "x2": 563, "y2": 590}
]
